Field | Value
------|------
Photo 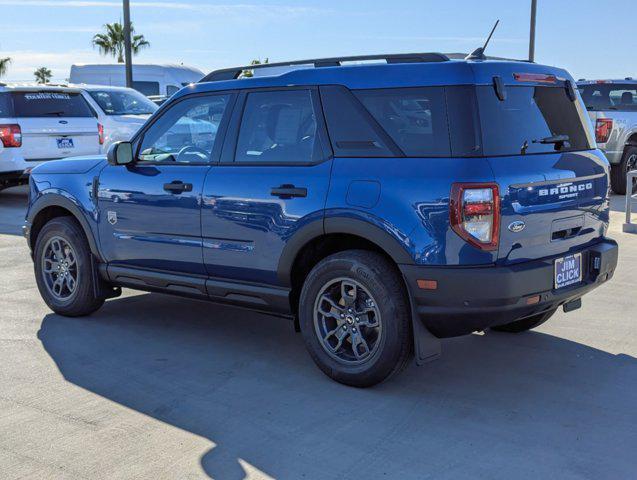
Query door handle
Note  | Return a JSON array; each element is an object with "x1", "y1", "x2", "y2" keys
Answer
[
  {"x1": 163, "y1": 180, "x2": 193, "y2": 194},
  {"x1": 271, "y1": 184, "x2": 307, "y2": 199}
]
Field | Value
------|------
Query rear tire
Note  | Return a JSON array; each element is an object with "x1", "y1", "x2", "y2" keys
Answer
[
  {"x1": 298, "y1": 250, "x2": 412, "y2": 388},
  {"x1": 491, "y1": 309, "x2": 556, "y2": 333},
  {"x1": 610, "y1": 146, "x2": 637, "y2": 195},
  {"x1": 34, "y1": 217, "x2": 105, "y2": 317}
]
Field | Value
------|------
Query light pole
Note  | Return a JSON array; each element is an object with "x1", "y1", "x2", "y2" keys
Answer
[
  {"x1": 123, "y1": 0, "x2": 133, "y2": 88},
  {"x1": 529, "y1": 0, "x2": 537, "y2": 62}
]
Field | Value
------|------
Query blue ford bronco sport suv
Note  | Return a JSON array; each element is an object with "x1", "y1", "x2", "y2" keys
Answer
[{"x1": 24, "y1": 53, "x2": 618, "y2": 387}]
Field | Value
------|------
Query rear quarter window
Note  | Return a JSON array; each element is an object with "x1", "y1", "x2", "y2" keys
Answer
[
  {"x1": 11, "y1": 92, "x2": 94, "y2": 118},
  {"x1": 354, "y1": 87, "x2": 451, "y2": 157}
]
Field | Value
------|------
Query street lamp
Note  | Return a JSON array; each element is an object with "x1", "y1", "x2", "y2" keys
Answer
[{"x1": 123, "y1": 0, "x2": 133, "y2": 88}]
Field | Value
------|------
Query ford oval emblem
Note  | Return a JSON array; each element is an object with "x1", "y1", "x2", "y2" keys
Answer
[
  {"x1": 59, "y1": 120, "x2": 68, "y2": 124},
  {"x1": 508, "y1": 220, "x2": 526, "y2": 233}
]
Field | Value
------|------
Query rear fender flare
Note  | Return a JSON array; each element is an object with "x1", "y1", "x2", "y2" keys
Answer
[{"x1": 276, "y1": 216, "x2": 414, "y2": 286}]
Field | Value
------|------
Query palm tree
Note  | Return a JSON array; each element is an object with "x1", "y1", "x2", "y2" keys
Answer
[
  {"x1": 34, "y1": 67, "x2": 52, "y2": 84},
  {"x1": 0, "y1": 57, "x2": 10, "y2": 78},
  {"x1": 241, "y1": 58, "x2": 269, "y2": 78},
  {"x1": 92, "y1": 22, "x2": 150, "y2": 63}
]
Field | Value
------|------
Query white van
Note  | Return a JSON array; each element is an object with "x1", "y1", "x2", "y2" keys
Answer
[{"x1": 69, "y1": 64, "x2": 204, "y2": 98}]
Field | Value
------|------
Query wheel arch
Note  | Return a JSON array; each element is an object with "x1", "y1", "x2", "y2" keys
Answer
[
  {"x1": 278, "y1": 217, "x2": 414, "y2": 315},
  {"x1": 27, "y1": 194, "x2": 102, "y2": 261},
  {"x1": 625, "y1": 131, "x2": 637, "y2": 147}
]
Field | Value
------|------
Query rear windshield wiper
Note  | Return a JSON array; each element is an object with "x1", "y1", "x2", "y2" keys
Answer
[
  {"x1": 43, "y1": 111, "x2": 66, "y2": 117},
  {"x1": 533, "y1": 135, "x2": 570, "y2": 150}
]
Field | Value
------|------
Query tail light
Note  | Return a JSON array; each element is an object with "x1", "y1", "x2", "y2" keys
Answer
[
  {"x1": 97, "y1": 123, "x2": 105, "y2": 145},
  {"x1": 0, "y1": 124, "x2": 22, "y2": 148},
  {"x1": 450, "y1": 183, "x2": 500, "y2": 251},
  {"x1": 595, "y1": 118, "x2": 612, "y2": 143}
]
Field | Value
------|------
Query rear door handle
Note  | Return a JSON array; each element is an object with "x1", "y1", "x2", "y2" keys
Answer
[
  {"x1": 271, "y1": 184, "x2": 307, "y2": 199},
  {"x1": 163, "y1": 180, "x2": 193, "y2": 194}
]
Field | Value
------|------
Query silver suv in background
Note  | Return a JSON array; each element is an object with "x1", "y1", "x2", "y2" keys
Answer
[
  {"x1": 578, "y1": 79, "x2": 637, "y2": 194},
  {"x1": 0, "y1": 84, "x2": 100, "y2": 191}
]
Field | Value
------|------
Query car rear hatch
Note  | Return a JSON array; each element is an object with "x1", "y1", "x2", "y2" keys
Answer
[
  {"x1": 474, "y1": 73, "x2": 609, "y2": 265},
  {"x1": 9, "y1": 90, "x2": 99, "y2": 160}
]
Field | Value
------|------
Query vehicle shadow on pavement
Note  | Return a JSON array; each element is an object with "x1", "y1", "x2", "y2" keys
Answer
[{"x1": 37, "y1": 293, "x2": 637, "y2": 479}]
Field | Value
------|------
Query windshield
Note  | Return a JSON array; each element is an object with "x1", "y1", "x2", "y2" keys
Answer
[
  {"x1": 88, "y1": 90, "x2": 157, "y2": 116},
  {"x1": 475, "y1": 86, "x2": 594, "y2": 156},
  {"x1": 10, "y1": 91, "x2": 94, "y2": 117},
  {"x1": 578, "y1": 83, "x2": 637, "y2": 111}
]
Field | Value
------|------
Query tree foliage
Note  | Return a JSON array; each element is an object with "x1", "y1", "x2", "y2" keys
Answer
[
  {"x1": 34, "y1": 66, "x2": 52, "y2": 84},
  {"x1": 92, "y1": 22, "x2": 150, "y2": 63}
]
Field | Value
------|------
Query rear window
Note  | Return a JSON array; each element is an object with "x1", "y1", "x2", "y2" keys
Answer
[
  {"x1": 579, "y1": 83, "x2": 637, "y2": 111},
  {"x1": 476, "y1": 86, "x2": 594, "y2": 156},
  {"x1": 10, "y1": 92, "x2": 94, "y2": 118},
  {"x1": 88, "y1": 90, "x2": 157, "y2": 116}
]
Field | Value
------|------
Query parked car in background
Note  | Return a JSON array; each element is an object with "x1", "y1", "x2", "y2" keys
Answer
[
  {"x1": 0, "y1": 84, "x2": 100, "y2": 191},
  {"x1": 578, "y1": 79, "x2": 637, "y2": 194},
  {"x1": 25, "y1": 54, "x2": 618, "y2": 387},
  {"x1": 79, "y1": 85, "x2": 158, "y2": 151},
  {"x1": 69, "y1": 64, "x2": 203, "y2": 98}
]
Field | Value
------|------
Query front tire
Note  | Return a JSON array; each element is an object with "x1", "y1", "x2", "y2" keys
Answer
[
  {"x1": 299, "y1": 250, "x2": 412, "y2": 387},
  {"x1": 490, "y1": 309, "x2": 556, "y2": 333},
  {"x1": 34, "y1": 217, "x2": 105, "y2": 317},
  {"x1": 610, "y1": 146, "x2": 637, "y2": 195}
]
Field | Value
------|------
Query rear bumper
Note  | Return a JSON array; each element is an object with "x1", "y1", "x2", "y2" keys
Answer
[{"x1": 400, "y1": 239, "x2": 618, "y2": 338}]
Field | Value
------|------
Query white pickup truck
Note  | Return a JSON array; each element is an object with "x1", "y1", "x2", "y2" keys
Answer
[{"x1": 578, "y1": 79, "x2": 637, "y2": 194}]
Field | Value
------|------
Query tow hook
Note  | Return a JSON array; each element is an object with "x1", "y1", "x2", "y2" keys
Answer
[{"x1": 563, "y1": 298, "x2": 582, "y2": 313}]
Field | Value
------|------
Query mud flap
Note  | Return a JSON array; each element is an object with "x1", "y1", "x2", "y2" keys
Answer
[
  {"x1": 408, "y1": 294, "x2": 441, "y2": 366},
  {"x1": 91, "y1": 255, "x2": 121, "y2": 300}
]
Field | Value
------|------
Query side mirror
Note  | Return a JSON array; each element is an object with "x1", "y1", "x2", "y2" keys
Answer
[{"x1": 107, "y1": 141, "x2": 134, "y2": 166}]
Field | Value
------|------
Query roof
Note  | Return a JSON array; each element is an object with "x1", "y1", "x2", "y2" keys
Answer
[
  {"x1": 175, "y1": 57, "x2": 573, "y2": 100},
  {"x1": 577, "y1": 78, "x2": 637, "y2": 85},
  {"x1": 0, "y1": 83, "x2": 83, "y2": 93},
  {"x1": 70, "y1": 63, "x2": 204, "y2": 75}
]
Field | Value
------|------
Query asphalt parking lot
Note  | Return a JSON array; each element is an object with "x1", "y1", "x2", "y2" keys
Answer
[{"x1": 1, "y1": 185, "x2": 636, "y2": 480}]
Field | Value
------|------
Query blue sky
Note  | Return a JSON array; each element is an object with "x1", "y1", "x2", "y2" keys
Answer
[{"x1": 0, "y1": 0, "x2": 635, "y2": 82}]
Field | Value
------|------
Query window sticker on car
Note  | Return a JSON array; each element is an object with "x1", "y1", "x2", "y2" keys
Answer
[{"x1": 24, "y1": 93, "x2": 72, "y2": 101}]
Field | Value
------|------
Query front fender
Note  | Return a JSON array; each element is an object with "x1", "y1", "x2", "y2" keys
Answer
[{"x1": 25, "y1": 189, "x2": 102, "y2": 262}]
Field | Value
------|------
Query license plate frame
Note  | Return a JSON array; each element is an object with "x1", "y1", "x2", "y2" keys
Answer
[
  {"x1": 56, "y1": 138, "x2": 74, "y2": 149},
  {"x1": 554, "y1": 253, "x2": 582, "y2": 289}
]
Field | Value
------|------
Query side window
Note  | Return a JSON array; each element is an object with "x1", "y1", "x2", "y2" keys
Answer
[
  {"x1": 166, "y1": 85, "x2": 180, "y2": 96},
  {"x1": 234, "y1": 90, "x2": 319, "y2": 163},
  {"x1": 138, "y1": 94, "x2": 232, "y2": 164},
  {"x1": 354, "y1": 87, "x2": 451, "y2": 157},
  {"x1": 132, "y1": 81, "x2": 160, "y2": 97},
  {"x1": 319, "y1": 85, "x2": 399, "y2": 158}
]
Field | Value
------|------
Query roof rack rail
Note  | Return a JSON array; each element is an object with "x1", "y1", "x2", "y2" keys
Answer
[{"x1": 200, "y1": 52, "x2": 450, "y2": 83}]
